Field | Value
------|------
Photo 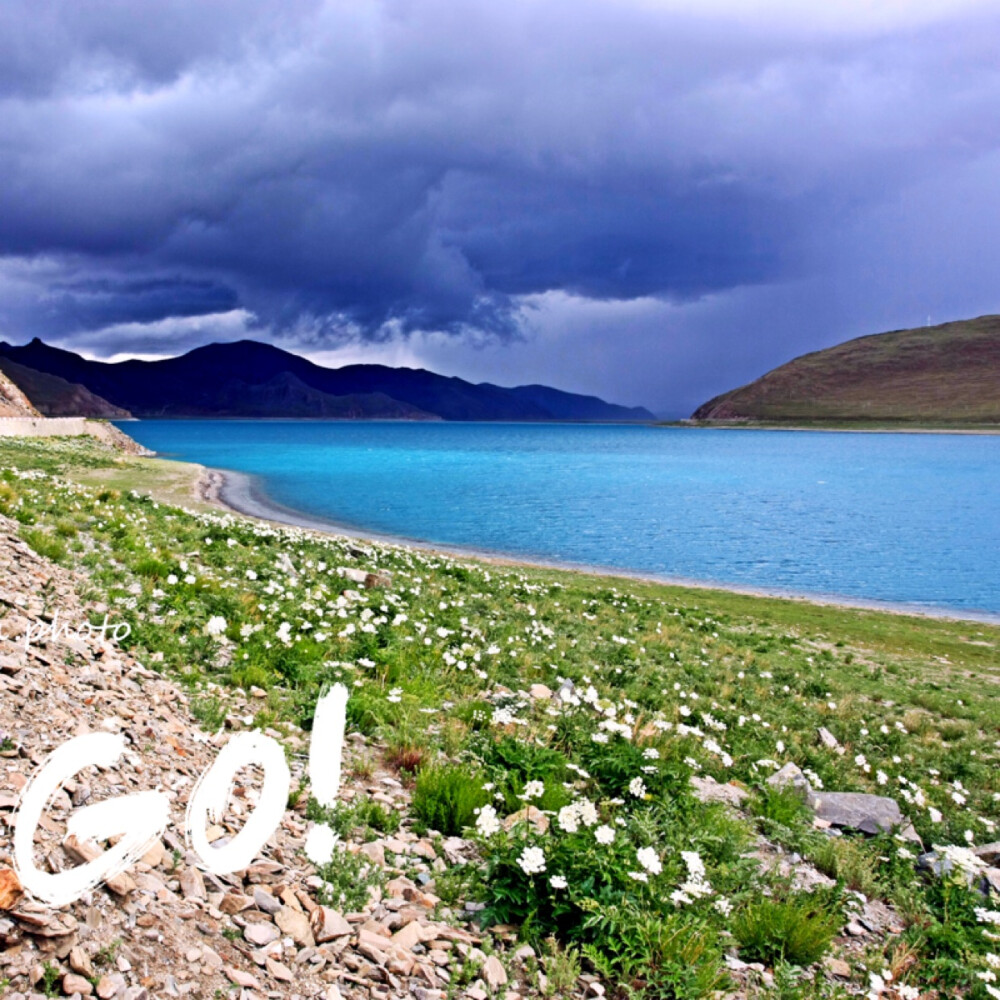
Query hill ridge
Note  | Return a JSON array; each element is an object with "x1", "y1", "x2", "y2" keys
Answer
[
  {"x1": 692, "y1": 314, "x2": 1000, "y2": 424},
  {"x1": 0, "y1": 338, "x2": 654, "y2": 422}
]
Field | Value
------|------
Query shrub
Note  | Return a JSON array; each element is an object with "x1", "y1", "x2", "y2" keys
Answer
[
  {"x1": 473, "y1": 734, "x2": 572, "y2": 811},
  {"x1": 134, "y1": 555, "x2": 173, "y2": 580},
  {"x1": 190, "y1": 696, "x2": 227, "y2": 732},
  {"x1": 412, "y1": 765, "x2": 490, "y2": 835},
  {"x1": 733, "y1": 896, "x2": 840, "y2": 967},
  {"x1": 345, "y1": 686, "x2": 401, "y2": 736},
  {"x1": 21, "y1": 527, "x2": 66, "y2": 563},
  {"x1": 306, "y1": 797, "x2": 400, "y2": 838},
  {"x1": 54, "y1": 518, "x2": 78, "y2": 538},
  {"x1": 315, "y1": 842, "x2": 384, "y2": 912},
  {"x1": 808, "y1": 835, "x2": 881, "y2": 896},
  {"x1": 581, "y1": 907, "x2": 727, "y2": 998},
  {"x1": 0, "y1": 482, "x2": 19, "y2": 515},
  {"x1": 385, "y1": 739, "x2": 427, "y2": 775},
  {"x1": 752, "y1": 786, "x2": 810, "y2": 828},
  {"x1": 580, "y1": 734, "x2": 690, "y2": 803}
]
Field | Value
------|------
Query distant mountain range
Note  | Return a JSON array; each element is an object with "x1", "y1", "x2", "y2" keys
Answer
[
  {"x1": 0, "y1": 338, "x2": 654, "y2": 422},
  {"x1": 692, "y1": 314, "x2": 1000, "y2": 424}
]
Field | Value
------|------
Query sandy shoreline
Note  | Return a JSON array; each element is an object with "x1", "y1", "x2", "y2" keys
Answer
[{"x1": 195, "y1": 465, "x2": 1000, "y2": 626}]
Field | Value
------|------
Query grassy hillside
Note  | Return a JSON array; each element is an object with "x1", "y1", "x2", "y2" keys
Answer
[
  {"x1": 693, "y1": 315, "x2": 1000, "y2": 424},
  {"x1": 3, "y1": 436, "x2": 1000, "y2": 996}
]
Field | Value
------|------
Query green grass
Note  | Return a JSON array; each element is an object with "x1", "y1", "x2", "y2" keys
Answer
[
  {"x1": 3, "y1": 435, "x2": 1000, "y2": 997},
  {"x1": 412, "y1": 765, "x2": 491, "y2": 836},
  {"x1": 733, "y1": 895, "x2": 842, "y2": 967}
]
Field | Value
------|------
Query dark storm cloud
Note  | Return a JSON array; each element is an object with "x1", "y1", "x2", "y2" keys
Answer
[{"x1": 1, "y1": 0, "x2": 999, "y2": 409}]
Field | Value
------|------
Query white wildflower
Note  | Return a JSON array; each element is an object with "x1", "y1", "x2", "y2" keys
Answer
[
  {"x1": 517, "y1": 846, "x2": 546, "y2": 876},
  {"x1": 636, "y1": 847, "x2": 662, "y2": 875},
  {"x1": 204, "y1": 615, "x2": 227, "y2": 638},
  {"x1": 628, "y1": 777, "x2": 647, "y2": 798},
  {"x1": 557, "y1": 804, "x2": 580, "y2": 833},
  {"x1": 475, "y1": 804, "x2": 501, "y2": 838},
  {"x1": 521, "y1": 780, "x2": 544, "y2": 801}
]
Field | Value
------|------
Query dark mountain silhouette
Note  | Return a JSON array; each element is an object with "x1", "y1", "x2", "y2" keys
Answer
[{"x1": 0, "y1": 338, "x2": 654, "y2": 422}]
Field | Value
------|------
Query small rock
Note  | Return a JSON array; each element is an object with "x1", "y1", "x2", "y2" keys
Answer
[
  {"x1": 63, "y1": 973, "x2": 94, "y2": 996},
  {"x1": 359, "y1": 841, "x2": 386, "y2": 867},
  {"x1": 69, "y1": 944, "x2": 94, "y2": 977},
  {"x1": 817, "y1": 727, "x2": 840, "y2": 750},
  {"x1": 502, "y1": 806, "x2": 549, "y2": 834},
  {"x1": 0, "y1": 866, "x2": 23, "y2": 909},
  {"x1": 178, "y1": 866, "x2": 206, "y2": 900},
  {"x1": 275, "y1": 905, "x2": 315, "y2": 947},
  {"x1": 976, "y1": 843, "x2": 1000, "y2": 866},
  {"x1": 220, "y1": 891, "x2": 253, "y2": 914},
  {"x1": 225, "y1": 967, "x2": 260, "y2": 989},
  {"x1": 253, "y1": 886, "x2": 282, "y2": 914},
  {"x1": 690, "y1": 775, "x2": 748, "y2": 808},
  {"x1": 392, "y1": 920, "x2": 432, "y2": 951},
  {"x1": 244, "y1": 921, "x2": 280, "y2": 947},
  {"x1": 482, "y1": 955, "x2": 508, "y2": 991},
  {"x1": 767, "y1": 763, "x2": 813, "y2": 802},
  {"x1": 529, "y1": 684, "x2": 552, "y2": 700},
  {"x1": 310, "y1": 906, "x2": 352, "y2": 943},
  {"x1": 824, "y1": 958, "x2": 851, "y2": 979},
  {"x1": 845, "y1": 921, "x2": 866, "y2": 936},
  {"x1": 265, "y1": 957, "x2": 294, "y2": 982},
  {"x1": 96, "y1": 974, "x2": 125, "y2": 999}
]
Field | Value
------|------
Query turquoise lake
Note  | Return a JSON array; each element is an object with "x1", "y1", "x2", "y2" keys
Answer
[{"x1": 118, "y1": 420, "x2": 1000, "y2": 619}]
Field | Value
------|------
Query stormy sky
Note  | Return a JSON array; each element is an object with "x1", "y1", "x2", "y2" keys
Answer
[{"x1": 1, "y1": 1, "x2": 999, "y2": 415}]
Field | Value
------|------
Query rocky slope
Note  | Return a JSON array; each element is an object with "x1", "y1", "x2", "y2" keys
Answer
[
  {"x1": 693, "y1": 314, "x2": 1000, "y2": 424},
  {"x1": 0, "y1": 361, "x2": 130, "y2": 419},
  {"x1": 0, "y1": 515, "x2": 571, "y2": 1000},
  {"x1": 0, "y1": 370, "x2": 40, "y2": 418}
]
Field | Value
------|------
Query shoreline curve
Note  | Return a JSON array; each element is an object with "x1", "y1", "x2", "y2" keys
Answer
[{"x1": 203, "y1": 465, "x2": 1000, "y2": 627}]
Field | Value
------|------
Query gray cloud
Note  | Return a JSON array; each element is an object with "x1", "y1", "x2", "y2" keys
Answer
[{"x1": 1, "y1": 0, "x2": 999, "y2": 411}]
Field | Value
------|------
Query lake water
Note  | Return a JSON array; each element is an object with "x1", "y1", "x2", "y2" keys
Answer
[{"x1": 119, "y1": 420, "x2": 1000, "y2": 618}]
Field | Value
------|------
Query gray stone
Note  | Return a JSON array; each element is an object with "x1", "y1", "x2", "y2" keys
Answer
[
  {"x1": 975, "y1": 842, "x2": 1000, "y2": 865},
  {"x1": 767, "y1": 763, "x2": 814, "y2": 802},
  {"x1": 817, "y1": 727, "x2": 840, "y2": 750},
  {"x1": 981, "y1": 868, "x2": 1000, "y2": 896},
  {"x1": 811, "y1": 792, "x2": 904, "y2": 835},
  {"x1": 690, "y1": 774, "x2": 749, "y2": 808},
  {"x1": 243, "y1": 921, "x2": 280, "y2": 947},
  {"x1": 253, "y1": 887, "x2": 281, "y2": 914}
]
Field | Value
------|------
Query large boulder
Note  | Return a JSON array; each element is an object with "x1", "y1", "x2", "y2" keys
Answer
[
  {"x1": 811, "y1": 792, "x2": 904, "y2": 835},
  {"x1": 767, "y1": 763, "x2": 917, "y2": 840}
]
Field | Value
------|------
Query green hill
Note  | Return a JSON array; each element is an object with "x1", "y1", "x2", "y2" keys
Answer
[{"x1": 692, "y1": 315, "x2": 1000, "y2": 425}]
